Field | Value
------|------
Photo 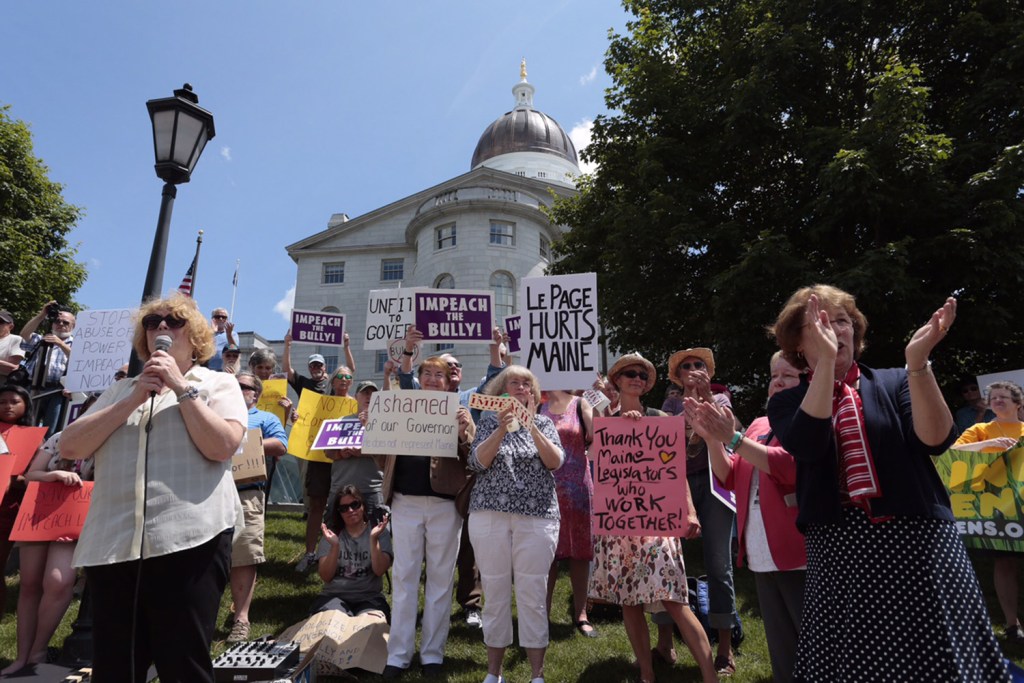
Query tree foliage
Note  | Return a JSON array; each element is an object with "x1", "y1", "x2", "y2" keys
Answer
[
  {"x1": 0, "y1": 105, "x2": 87, "y2": 325},
  {"x1": 550, "y1": 0, "x2": 1024, "y2": 415}
]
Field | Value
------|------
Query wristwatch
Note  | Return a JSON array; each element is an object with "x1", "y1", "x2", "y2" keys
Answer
[{"x1": 176, "y1": 385, "x2": 201, "y2": 402}]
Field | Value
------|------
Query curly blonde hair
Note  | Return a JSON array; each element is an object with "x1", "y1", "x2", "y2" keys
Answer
[{"x1": 132, "y1": 293, "x2": 215, "y2": 362}]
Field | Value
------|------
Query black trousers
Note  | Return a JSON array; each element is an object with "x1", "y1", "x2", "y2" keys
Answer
[{"x1": 85, "y1": 529, "x2": 232, "y2": 683}]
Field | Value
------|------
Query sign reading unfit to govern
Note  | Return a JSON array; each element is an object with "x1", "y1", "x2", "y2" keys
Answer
[
  {"x1": 291, "y1": 309, "x2": 345, "y2": 346},
  {"x1": 592, "y1": 416, "x2": 688, "y2": 536},
  {"x1": 414, "y1": 290, "x2": 494, "y2": 344},
  {"x1": 361, "y1": 390, "x2": 460, "y2": 459},
  {"x1": 519, "y1": 273, "x2": 599, "y2": 390},
  {"x1": 365, "y1": 288, "x2": 420, "y2": 351},
  {"x1": 65, "y1": 308, "x2": 134, "y2": 392}
]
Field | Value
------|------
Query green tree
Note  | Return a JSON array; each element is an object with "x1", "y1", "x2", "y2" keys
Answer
[
  {"x1": 550, "y1": 0, "x2": 1024, "y2": 415},
  {"x1": 0, "y1": 105, "x2": 87, "y2": 326}
]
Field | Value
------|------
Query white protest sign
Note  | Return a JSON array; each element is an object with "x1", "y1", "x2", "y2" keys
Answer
[
  {"x1": 361, "y1": 390, "x2": 460, "y2": 458},
  {"x1": 364, "y1": 288, "x2": 420, "y2": 351},
  {"x1": 519, "y1": 273, "x2": 600, "y2": 390},
  {"x1": 977, "y1": 369, "x2": 1024, "y2": 394},
  {"x1": 467, "y1": 393, "x2": 534, "y2": 430},
  {"x1": 64, "y1": 309, "x2": 134, "y2": 392}
]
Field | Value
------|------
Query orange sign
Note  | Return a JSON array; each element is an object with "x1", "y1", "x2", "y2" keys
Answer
[
  {"x1": 2, "y1": 426, "x2": 48, "y2": 476},
  {"x1": 9, "y1": 481, "x2": 93, "y2": 542}
]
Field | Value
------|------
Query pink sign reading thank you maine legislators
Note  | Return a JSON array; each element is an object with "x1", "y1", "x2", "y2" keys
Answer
[{"x1": 592, "y1": 416, "x2": 689, "y2": 536}]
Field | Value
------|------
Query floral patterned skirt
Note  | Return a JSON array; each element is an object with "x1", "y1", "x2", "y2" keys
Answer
[{"x1": 588, "y1": 534, "x2": 688, "y2": 606}]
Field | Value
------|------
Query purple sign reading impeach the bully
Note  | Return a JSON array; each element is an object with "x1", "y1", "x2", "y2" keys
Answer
[
  {"x1": 414, "y1": 289, "x2": 494, "y2": 344},
  {"x1": 291, "y1": 309, "x2": 345, "y2": 346},
  {"x1": 504, "y1": 316, "x2": 521, "y2": 353},
  {"x1": 311, "y1": 418, "x2": 364, "y2": 451}
]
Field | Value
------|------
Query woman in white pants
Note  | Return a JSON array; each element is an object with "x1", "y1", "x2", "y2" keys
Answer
[{"x1": 469, "y1": 366, "x2": 564, "y2": 683}]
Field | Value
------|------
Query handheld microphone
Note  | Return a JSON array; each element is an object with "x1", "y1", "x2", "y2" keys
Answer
[{"x1": 150, "y1": 335, "x2": 173, "y2": 397}]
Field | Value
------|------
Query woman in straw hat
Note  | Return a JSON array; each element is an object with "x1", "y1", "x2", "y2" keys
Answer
[{"x1": 588, "y1": 353, "x2": 717, "y2": 683}]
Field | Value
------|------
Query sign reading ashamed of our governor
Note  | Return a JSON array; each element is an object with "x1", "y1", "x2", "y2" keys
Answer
[
  {"x1": 935, "y1": 441, "x2": 1024, "y2": 552},
  {"x1": 64, "y1": 308, "x2": 134, "y2": 393},
  {"x1": 291, "y1": 309, "x2": 345, "y2": 346},
  {"x1": 361, "y1": 390, "x2": 460, "y2": 459},
  {"x1": 365, "y1": 288, "x2": 420, "y2": 351},
  {"x1": 414, "y1": 290, "x2": 494, "y2": 344},
  {"x1": 592, "y1": 416, "x2": 688, "y2": 536},
  {"x1": 519, "y1": 273, "x2": 599, "y2": 390}
]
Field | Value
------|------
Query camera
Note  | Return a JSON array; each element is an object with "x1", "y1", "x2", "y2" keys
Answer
[{"x1": 45, "y1": 303, "x2": 61, "y2": 321}]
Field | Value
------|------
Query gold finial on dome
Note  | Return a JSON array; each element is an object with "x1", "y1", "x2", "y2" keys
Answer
[{"x1": 520, "y1": 57, "x2": 528, "y2": 82}]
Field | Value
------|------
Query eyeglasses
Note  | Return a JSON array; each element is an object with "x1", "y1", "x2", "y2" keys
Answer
[
  {"x1": 447, "y1": 361, "x2": 462, "y2": 369},
  {"x1": 620, "y1": 370, "x2": 650, "y2": 381},
  {"x1": 679, "y1": 361, "x2": 705, "y2": 371},
  {"x1": 335, "y1": 374, "x2": 353, "y2": 380},
  {"x1": 238, "y1": 384, "x2": 257, "y2": 392},
  {"x1": 337, "y1": 500, "x2": 363, "y2": 513},
  {"x1": 141, "y1": 314, "x2": 187, "y2": 330},
  {"x1": 113, "y1": 371, "x2": 128, "y2": 379},
  {"x1": 212, "y1": 314, "x2": 228, "y2": 320},
  {"x1": 53, "y1": 319, "x2": 73, "y2": 326}
]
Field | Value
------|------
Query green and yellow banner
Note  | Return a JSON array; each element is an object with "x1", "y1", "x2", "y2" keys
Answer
[{"x1": 935, "y1": 441, "x2": 1024, "y2": 552}]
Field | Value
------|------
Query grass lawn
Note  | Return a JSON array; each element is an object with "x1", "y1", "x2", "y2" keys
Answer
[{"x1": 1, "y1": 510, "x2": 1022, "y2": 682}]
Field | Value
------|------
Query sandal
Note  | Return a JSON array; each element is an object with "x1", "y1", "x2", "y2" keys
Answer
[
  {"x1": 575, "y1": 619, "x2": 599, "y2": 638},
  {"x1": 714, "y1": 653, "x2": 736, "y2": 677},
  {"x1": 651, "y1": 646, "x2": 677, "y2": 665}
]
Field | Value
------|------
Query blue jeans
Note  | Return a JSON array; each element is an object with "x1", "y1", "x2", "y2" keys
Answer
[{"x1": 687, "y1": 470, "x2": 737, "y2": 630}]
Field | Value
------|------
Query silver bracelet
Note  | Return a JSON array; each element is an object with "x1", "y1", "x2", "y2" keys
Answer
[
  {"x1": 906, "y1": 360, "x2": 932, "y2": 377},
  {"x1": 176, "y1": 385, "x2": 200, "y2": 401}
]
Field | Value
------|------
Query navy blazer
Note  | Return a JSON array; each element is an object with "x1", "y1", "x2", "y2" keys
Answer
[{"x1": 767, "y1": 364, "x2": 956, "y2": 530}]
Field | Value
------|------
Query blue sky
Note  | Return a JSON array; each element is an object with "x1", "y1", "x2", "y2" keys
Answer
[{"x1": 1, "y1": 2, "x2": 631, "y2": 337}]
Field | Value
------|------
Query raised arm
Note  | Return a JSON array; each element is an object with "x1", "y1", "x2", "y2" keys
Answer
[
  {"x1": 344, "y1": 333, "x2": 356, "y2": 375},
  {"x1": 905, "y1": 298, "x2": 956, "y2": 447}
]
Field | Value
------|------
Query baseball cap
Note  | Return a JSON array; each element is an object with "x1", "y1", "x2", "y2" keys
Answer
[
  {"x1": 0, "y1": 311, "x2": 13, "y2": 325},
  {"x1": 308, "y1": 354, "x2": 326, "y2": 365},
  {"x1": 356, "y1": 380, "x2": 379, "y2": 394},
  {"x1": 223, "y1": 343, "x2": 240, "y2": 355}
]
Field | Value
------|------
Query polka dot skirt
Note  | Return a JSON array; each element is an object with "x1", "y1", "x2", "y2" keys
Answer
[{"x1": 796, "y1": 507, "x2": 1010, "y2": 682}]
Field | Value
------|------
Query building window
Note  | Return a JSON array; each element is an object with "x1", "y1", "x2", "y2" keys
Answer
[
  {"x1": 322, "y1": 262, "x2": 345, "y2": 284},
  {"x1": 491, "y1": 271, "x2": 515, "y2": 319},
  {"x1": 320, "y1": 353, "x2": 338, "y2": 375},
  {"x1": 434, "y1": 273, "x2": 455, "y2": 289},
  {"x1": 489, "y1": 220, "x2": 516, "y2": 247},
  {"x1": 381, "y1": 258, "x2": 404, "y2": 281},
  {"x1": 322, "y1": 306, "x2": 340, "y2": 313},
  {"x1": 539, "y1": 236, "x2": 551, "y2": 260},
  {"x1": 375, "y1": 350, "x2": 388, "y2": 373},
  {"x1": 435, "y1": 343, "x2": 455, "y2": 352},
  {"x1": 436, "y1": 223, "x2": 456, "y2": 250}
]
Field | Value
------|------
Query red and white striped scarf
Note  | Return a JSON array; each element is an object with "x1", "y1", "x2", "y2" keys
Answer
[{"x1": 832, "y1": 364, "x2": 887, "y2": 521}]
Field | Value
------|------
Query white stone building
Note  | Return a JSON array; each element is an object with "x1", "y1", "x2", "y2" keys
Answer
[{"x1": 284, "y1": 68, "x2": 581, "y2": 385}]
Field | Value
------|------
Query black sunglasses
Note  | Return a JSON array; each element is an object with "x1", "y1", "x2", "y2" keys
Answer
[
  {"x1": 337, "y1": 500, "x2": 363, "y2": 513},
  {"x1": 237, "y1": 384, "x2": 257, "y2": 392},
  {"x1": 141, "y1": 314, "x2": 187, "y2": 330},
  {"x1": 620, "y1": 369, "x2": 649, "y2": 381},
  {"x1": 447, "y1": 361, "x2": 462, "y2": 369},
  {"x1": 113, "y1": 371, "x2": 128, "y2": 379},
  {"x1": 212, "y1": 314, "x2": 228, "y2": 320},
  {"x1": 680, "y1": 361, "x2": 706, "y2": 370}
]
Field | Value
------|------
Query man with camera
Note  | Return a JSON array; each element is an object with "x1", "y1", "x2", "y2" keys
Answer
[{"x1": 20, "y1": 301, "x2": 75, "y2": 435}]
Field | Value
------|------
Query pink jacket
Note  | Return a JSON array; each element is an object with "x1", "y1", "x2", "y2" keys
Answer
[{"x1": 720, "y1": 416, "x2": 807, "y2": 571}]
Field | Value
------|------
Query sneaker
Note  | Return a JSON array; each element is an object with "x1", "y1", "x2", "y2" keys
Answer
[
  {"x1": 227, "y1": 620, "x2": 250, "y2": 643},
  {"x1": 482, "y1": 675, "x2": 505, "y2": 683},
  {"x1": 382, "y1": 664, "x2": 407, "y2": 679},
  {"x1": 295, "y1": 552, "x2": 317, "y2": 573},
  {"x1": 465, "y1": 609, "x2": 482, "y2": 628}
]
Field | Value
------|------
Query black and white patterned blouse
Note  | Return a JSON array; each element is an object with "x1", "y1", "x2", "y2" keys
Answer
[{"x1": 468, "y1": 413, "x2": 563, "y2": 520}]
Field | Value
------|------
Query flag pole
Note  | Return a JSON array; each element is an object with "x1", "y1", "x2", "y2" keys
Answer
[
  {"x1": 229, "y1": 259, "x2": 240, "y2": 320},
  {"x1": 190, "y1": 230, "x2": 204, "y2": 298}
]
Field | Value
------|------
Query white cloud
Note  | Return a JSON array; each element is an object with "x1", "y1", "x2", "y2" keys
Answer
[
  {"x1": 579, "y1": 65, "x2": 598, "y2": 86},
  {"x1": 220, "y1": 146, "x2": 232, "y2": 162},
  {"x1": 89, "y1": 257, "x2": 102, "y2": 268},
  {"x1": 274, "y1": 285, "x2": 295, "y2": 321},
  {"x1": 569, "y1": 119, "x2": 598, "y2": 175}
]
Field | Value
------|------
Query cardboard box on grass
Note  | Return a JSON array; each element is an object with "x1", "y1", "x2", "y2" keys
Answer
[{"x1": 278, "y1": 609, "x2": 388, "y2": 676}]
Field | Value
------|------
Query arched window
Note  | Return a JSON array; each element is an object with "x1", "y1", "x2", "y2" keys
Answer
[
  {"x1": 434, "y1": 273, "x2": 455, "y2": 289},
  {"x1": 490, "y1": 271, "x2": 515, "y2": 320}
]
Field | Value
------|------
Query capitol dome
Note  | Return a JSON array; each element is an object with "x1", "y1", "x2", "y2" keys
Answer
[{"x1": 470, "y1": 62, "x2": 580, "y2": 187}]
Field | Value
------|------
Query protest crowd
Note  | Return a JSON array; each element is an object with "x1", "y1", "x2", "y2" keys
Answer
[{"x1": 0, "y1": 283, "x2": 1020, "y2": 683}]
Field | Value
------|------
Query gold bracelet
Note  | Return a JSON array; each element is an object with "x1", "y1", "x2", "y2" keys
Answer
[{"x1": 906, "y1": 360, "x2": 932, "y2": 377}]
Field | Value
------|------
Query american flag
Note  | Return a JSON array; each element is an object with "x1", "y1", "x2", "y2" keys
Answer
[{"x1": 178, "y1": 257, "x2": 196, "y2": 297}]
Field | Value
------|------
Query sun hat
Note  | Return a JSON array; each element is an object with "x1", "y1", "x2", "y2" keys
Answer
[
  {"x1": 607, "y1": 352, "x2": 657, "y2": 394},
  {"x1": 668, "y1": 347, "x2": 716, "y2": 387}
]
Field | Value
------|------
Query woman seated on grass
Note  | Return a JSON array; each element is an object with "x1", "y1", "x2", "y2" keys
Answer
[{"x1": 313, "y1": 485, "x2": 393, "y2": 621}]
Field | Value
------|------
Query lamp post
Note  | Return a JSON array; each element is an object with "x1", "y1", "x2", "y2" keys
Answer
[{"x1": 126, "y1": 84, "x2": 215, "y2": 376}]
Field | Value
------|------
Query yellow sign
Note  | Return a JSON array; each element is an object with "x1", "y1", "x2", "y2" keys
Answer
[
  {"x1": 289, "y1": 391, "x2": 358, "y2": 463},
  {"x1": 256, "y1": 378, "x2": 289, "y2": 425}
]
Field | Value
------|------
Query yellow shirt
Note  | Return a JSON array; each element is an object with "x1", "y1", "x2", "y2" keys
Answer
[{"x1": 953, "y1": 420, "x2": 1024, "y2": 453}]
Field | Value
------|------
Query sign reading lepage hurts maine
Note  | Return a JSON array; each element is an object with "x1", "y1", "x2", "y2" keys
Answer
[
  {"x1": 291, "y1": 309, "x2": 345, "y2": 346},
  {"x1": 592, "y1": 416, "x2": 688, "y2": 536},
  {"x1": 414, "y1": 290, "x2": 494, "y2": 344},
  {"x1": 519, "y1": 273, "x2": 599, "y2": 390}
]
